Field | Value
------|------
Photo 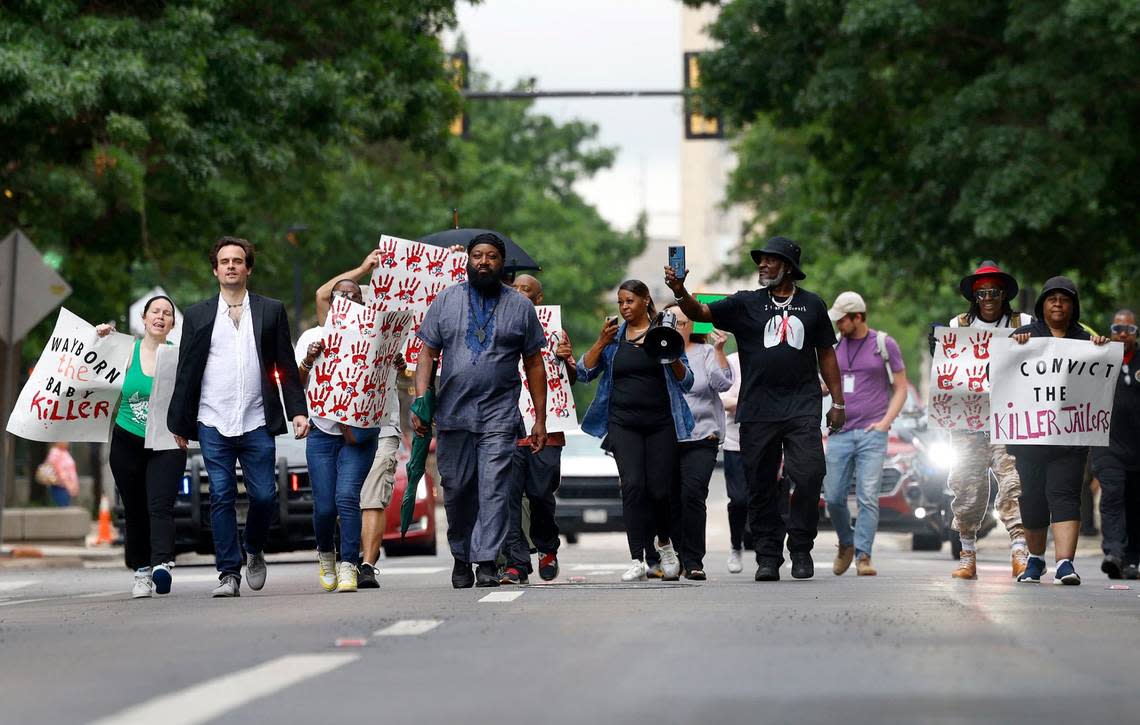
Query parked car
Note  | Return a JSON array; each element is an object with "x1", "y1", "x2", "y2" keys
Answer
[
  {"x1": 114, "y1": 433, "x2": 437, "y2": 557},
  {"x1": 554, "y1": 430, "x2": 623, "y2": 543}
]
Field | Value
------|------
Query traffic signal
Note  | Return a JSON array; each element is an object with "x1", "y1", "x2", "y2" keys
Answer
[
  {"x1": 448, "y1": 52, "x2": 469, "y2": 138},
  {"x1": 683, "y1": 52, "x2": 722, "y2": 140}
]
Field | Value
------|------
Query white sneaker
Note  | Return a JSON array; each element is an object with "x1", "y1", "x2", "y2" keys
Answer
[
  {"x1": 132, "y1": 568, "x2": 154, "y2": 599},
  {"x1": 655, "y1": 537, "x2": 681, "y2": 581},
  {"x1": 621, "y1": 560, "x2": 649, "y2": 582},
  {"x1": 336, "y1": 561, "x2": 358, "y2": 593},
  {"x1": 318, "y1": 552, "x2": 338, "y2": 592},
  {"x1": 727, "y1": 549, "x2": 743, "y2": 574}
]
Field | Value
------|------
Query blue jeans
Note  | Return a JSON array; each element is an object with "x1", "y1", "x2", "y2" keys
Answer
[
  {"x1": 306, "y1": 426, "x2": 379, "y2": 565},
  {"x1": 822, "y1": 429, "x2": 888, "y2": 556},
  {"x1": 198, "y1": 424, "x2": 277, "y2": 579},
  {"x1": 48, "y1": 485, "x2": 71, "y2": 507}
]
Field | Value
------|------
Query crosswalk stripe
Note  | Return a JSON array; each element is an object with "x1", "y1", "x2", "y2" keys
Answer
[
  {"x1": 88, "y1": 654, "x2": 359, "y2": 725},
  {"x1": 479, "y1": 591, "x2": 524, "y2": 603},
  {"x1": 0, "y1": 580, "x2": 36, "y2": 592},
  {"x1": 373, "y1": 619, "x2": 443, "y2": 637}
]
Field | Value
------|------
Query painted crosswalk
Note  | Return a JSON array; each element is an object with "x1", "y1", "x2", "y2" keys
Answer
[
  {"x1": 479, "y1": 590, "x2": 524, "y2": 603},
  {"x1": 373, "y1": 619, "x2": 443, "y2": 637}
]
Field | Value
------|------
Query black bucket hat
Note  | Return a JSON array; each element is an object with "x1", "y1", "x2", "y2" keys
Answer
[
  {"x1": 959, "y1": 260, "x2": 1019, "y2": 303},
  {"x1": 749, "y1": 236, "x2": 806, "y2": 281},
  {"x1": 1034, "y1": 276, "x2": 1081, "y2": 324}
]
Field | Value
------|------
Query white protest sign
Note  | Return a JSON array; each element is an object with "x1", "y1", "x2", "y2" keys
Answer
[
  {"x1": 306, "y1": 295, "x2": 413, "y2": 427},
  {"x1": 927, "y1": 326, "x2": 997, "y2": 432},
  {"x1": 518, "y1": 305, "x2": 578, "y2": 433},
  {"x1": 0, "y1": 229, "x2": 72, "y2": 343},
  {"x1": 989, "y1": 337, "x2": 1122, "y2": 446},
  {"x1": 144, "y1": 345, "x2": 181, "y2": 450},
  {"x1": 5, "y1": 308, "x2": 133, "y2": 442},
  {"x1": 367, "y1": 234, "x2": 467, "y2": 368}
]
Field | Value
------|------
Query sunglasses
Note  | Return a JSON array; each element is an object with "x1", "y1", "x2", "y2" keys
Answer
[
  {"x1": 1111, "y1": 324, "x2": 1138, "y2": 335},
  {"x1": 974, "y1": 289, "x2": 1003, "y2": 301}
]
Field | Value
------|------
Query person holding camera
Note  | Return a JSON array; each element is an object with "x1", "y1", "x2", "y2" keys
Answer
[{"x1": 577, "y1": 280, "x2": 695, "y2": 582}]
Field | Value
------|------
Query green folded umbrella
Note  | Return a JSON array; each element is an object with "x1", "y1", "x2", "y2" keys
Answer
[{"x1": 401, "y1": 361, "x2": 437, "y2": 537}]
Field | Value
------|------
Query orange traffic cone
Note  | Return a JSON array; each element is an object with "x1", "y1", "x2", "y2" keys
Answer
[{"x1": 94, "y1": 495, "x2": 114, "y2": 545}]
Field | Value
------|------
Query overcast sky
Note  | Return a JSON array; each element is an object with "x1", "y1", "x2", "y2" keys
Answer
[{"x1": 447, "y1": 0, "x2": 684, "y2": 239}]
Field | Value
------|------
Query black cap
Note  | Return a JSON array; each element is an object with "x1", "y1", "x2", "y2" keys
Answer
[
  {"x1": 467, "y1": 232, "x2": 506, "y2": 258},
  {"x1": 749, "y1": 236, "x2": 806, "y2": 281},
  {"x1": 1035, "y1": 276, "x2": 1081, "y2": 324}
]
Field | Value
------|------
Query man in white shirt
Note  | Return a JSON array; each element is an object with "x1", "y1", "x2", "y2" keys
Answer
[{"x1": 168, "y1": 237, "x2": 309, "y2": 597}]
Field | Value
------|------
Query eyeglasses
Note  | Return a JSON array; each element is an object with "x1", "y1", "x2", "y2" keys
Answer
[
  {"x1": 1111, "y1": 324, "x2": 1138, "y2": 335},
  {"x1": 974, "y1": 289, "x2": 1003, "y2": 301}
]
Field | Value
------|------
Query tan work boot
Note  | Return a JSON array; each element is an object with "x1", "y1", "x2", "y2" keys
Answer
[
  {"x1": 856, "y1": 554, "x2": 877, "y2": 576},
  {"x1": 952, "y1": 551, "x2": 977, "y2": 579},
  {"x1": 1011, "y1": 548, "x2": 1029, "y2": 579},
  {"x1": 833, "y1": 544, "x2": 855, "y2": 575}
]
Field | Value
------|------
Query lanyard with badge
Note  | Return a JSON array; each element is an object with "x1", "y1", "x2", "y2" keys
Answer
[{"x1": 842, "y1": 335, "x2": 869, "y2": 394}]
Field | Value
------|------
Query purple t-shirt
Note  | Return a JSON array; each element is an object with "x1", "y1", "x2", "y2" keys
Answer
[{"x1": 835, "y1": 330, "x2": 904, "y2": 431}]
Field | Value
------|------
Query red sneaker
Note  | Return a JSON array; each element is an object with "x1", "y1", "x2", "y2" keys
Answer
[{"x1": 538, "y1": 552, "x2": 559, "y2": 581}]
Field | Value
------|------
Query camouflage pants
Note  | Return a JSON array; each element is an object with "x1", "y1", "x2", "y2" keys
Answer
[{"x1": 947, "y1": 431, "x2": 1024, "y2": 541}]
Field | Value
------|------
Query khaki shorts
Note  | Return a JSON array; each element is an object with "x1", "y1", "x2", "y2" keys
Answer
[{"x1": 360, "y1": 435, "x2": 400, "y2": 510}]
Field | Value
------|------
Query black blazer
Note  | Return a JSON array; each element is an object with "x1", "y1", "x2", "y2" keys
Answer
[{"x1": 167, "y1": 293, "x2": 306, "y2": 440}]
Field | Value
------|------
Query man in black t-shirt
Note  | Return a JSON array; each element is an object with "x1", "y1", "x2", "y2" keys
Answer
[{"x1": 666, "y1": 236, "x2": 846, "y2": 581}]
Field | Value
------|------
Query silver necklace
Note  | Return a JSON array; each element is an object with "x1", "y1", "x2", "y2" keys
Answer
[{"x1": 769, "y1": 286, "x2": 796, "y2": 312}]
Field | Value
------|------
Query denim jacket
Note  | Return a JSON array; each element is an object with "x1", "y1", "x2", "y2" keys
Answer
[{"x1": 576, "y1": 321, "x2": 696, "y2": 441}]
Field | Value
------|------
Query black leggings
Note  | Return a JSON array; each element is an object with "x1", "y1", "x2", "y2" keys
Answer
[
  {"x1": 671, "y1": 439, "x2": 719, "y2": 570},
  {"x1": 109, "y1": 425, "x2": 187, "y2": 569},
  {"x1": 1013, "y1": 447, "x2": 1087, "y2": 530},
  {"x1": 608, "y1": 422, "x2": 677, "y2": 561}
]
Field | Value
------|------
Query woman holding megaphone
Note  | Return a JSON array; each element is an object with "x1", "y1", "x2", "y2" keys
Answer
[{"x1": 577, "y1": 280, "x2": 695, "y2": 582}]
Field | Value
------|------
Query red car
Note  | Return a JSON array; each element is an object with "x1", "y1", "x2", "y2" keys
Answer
[{"x1": 381, "y1": 436, "x2": 439, "y2": 556}]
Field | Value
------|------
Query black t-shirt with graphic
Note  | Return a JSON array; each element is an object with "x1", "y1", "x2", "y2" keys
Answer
[{"x1": 709, "y1": 287, "x2": 836, "y2": 423}]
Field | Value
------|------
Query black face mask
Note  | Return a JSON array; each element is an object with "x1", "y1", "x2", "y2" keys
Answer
[{"x1": 467, "y1": 263, "x2": 503, "y2": 295}]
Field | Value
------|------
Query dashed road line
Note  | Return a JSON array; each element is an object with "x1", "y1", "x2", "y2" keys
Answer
[
  {"x1": 373, "y1": 619, "x2": 443, "y2": 637},
  {"x1": 479, "y1": 590, "x2": 524, "y2": 603}
]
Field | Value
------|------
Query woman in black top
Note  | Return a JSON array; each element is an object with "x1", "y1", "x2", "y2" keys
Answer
[
  {"x1": 1010, "y1": 277, "x2": 1110, "y2": 585},
  {"x1": 578, "y1": 280, "x2": 695, "y2": 581}
]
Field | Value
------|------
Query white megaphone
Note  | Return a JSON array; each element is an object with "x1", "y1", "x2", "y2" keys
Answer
[{"x1": 644, "y1": 309, "x2": 686, "y2": 364}]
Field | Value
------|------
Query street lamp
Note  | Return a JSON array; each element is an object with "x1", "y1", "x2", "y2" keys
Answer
[{"x1": 286, "y1": 224, "x2": 308, "y2": 340}]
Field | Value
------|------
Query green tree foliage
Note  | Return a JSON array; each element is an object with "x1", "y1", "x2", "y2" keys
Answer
[{"x1": 693, "y1": 0, "x2": 1139, "y2": 335}]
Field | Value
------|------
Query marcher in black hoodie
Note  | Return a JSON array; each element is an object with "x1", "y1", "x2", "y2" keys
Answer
[
  {"x1": 1091, "y1": 309, "x2": 1140, "y2": 580},
  {"x1": 1009, "y1": 277, "x2": 1110, "y2": 585}
]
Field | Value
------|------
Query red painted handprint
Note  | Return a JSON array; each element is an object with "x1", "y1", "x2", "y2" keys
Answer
[
  {"x1": 405, "y1": 337, "x2": 423, "y2": 366},
  {"x1": 403, "y1": 244, "x2": 423, "y2": 272},
  {"x1": 935, "y1": 363, "x2": 958, "y2": 390},
  {"x1": 536, "y1": 307, "x2": 554, "y2": 332},
  {"x1": 426, "y1": 248, "x2": 448, "y2": 277},
  {"x1": 940, "y1": 332, "x2": 960, "y2": 359},
  {"x1": 335, "y1": 369, "x2": 357, "y2": 393},
  {"x1": 357, "y1": 307, "x2": 377, "y2": 335},
  {"x1": 371, "y1": 273, "x2": 395, "y2": 304},
  {"x1": 551, "y1": 389, "x2": 570, "y2": 418},
  {"x1": 323, "y1": 333, "x2": 343, "y2": 362},
  {"x1": 969, "y1": 331, "x2": 992, "y2": 360},
  {"x1": 313, "y1": 362, "x2": 333, "y2": 388},
  {"x1": 307, "y1": 385, "x2": 331, "y2": 416},
  {"x1": 329, "y1": 393, "x2": 351, "y2": 419},
  {"x1": 930, "y1": 393, "x2": 957, "y2": 429},
  {"x1": 378, "y1": 239, "x2": 398, "y2": 268},
  {"x1": 963, "y1": 394, "x2": 985, "y2": 430},
  {"x1": 449, "y1": 255, "x2": 467, "y2": 282},
  {"x1": 966, "y1": 365, "x2": 988, "y2": 393},
  {"x1": 350, "y1": 340, "x2": 369, "y2": 367},
  {"x1": 361, "y1": 371, "x2": 379, "y2": 396},
  {"x1": 352, "y1": 399, "x2": 372, "y2": 424},
  {"x1": 396, "y1": 278, "x2": 421, "y2": 304},
  {"x1": 548, "y1": 374, "x2": 563, "y2": 392},
  {"x1": 423, "y1": 281, "x2": 445, "y2": 307}
]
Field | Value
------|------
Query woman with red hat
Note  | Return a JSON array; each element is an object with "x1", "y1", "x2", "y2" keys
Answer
[{"x1": 944, "y1": 261, "x2": 1033, "y2": 580}]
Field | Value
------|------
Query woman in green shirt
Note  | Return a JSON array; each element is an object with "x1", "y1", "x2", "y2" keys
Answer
[{"x1": 99, "y1": 296, "x2": 187, "y2": 598}]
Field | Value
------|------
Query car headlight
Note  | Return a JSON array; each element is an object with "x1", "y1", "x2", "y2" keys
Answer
[
  {"x1": 415, "y1": 480, "x2": 427, "y2": 502},
  {"x1": 927, "y1": 441, "x2": 957, "y2": 470}
]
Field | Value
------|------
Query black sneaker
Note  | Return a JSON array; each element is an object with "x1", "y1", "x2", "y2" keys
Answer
[
  {"x1": 452, "y1": 559, "x2": 475, "y2": 589},
  {"x1": 1123, "y1": 564, "x2": 1139, "y2": 580},
  {"x1": 475, "y1": 562, "x2": 501, "y2": 587},
  {"x1": 358, "y1": 562, "x2": 380, "y2": 589},
  {"x1": 538, "y1": 552, "x2": 559, "y2": 581},
  {"x1": 1101, "y1": 554, "x2": 1124, "y2": 580},
  {"x1": 754, "y1": 557, "x2": 782, "y2": 581},
  {"x1": 685, "y1": 568, "x2": 707, "y2": 581},
  {"x1": 790, "y1": 552, "x2": 814, "y2": 579},
  {"x1": 499, "y1": 566, "x2": 528, "y2": 585}
]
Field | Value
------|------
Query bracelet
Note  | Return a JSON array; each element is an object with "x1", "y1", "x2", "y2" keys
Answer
[
  {"x1": 299, "y1": 360, "x2": 311, "y2": 371},
  {"x1": 831, "y1": 403, "x2": 846, "y2": 410}
]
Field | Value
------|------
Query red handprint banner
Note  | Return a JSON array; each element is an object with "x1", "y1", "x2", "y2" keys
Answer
[
  {"x1": 988, "y1": 336, "x2": 1121, "y2": 446},
  {"x1": 368, "y1": 234, "x2": 467, "y2": 369},
  {"x1": 517, "y1": 305, "x2": 578, "y2": 433},
  {"x1": 927, "y1": 326, "x2": 995, "y2": 432},
  {"x1": 307, "y1": 295, "x2": 413, "y2": 428}
]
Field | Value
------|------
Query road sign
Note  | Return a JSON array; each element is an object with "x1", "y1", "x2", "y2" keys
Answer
[
  {"x1": 129, "y1": 286, "x2": 183, "y2": 346},
  {"x1": 0, "y1": 229, "x2": 72, "y2": 343}
]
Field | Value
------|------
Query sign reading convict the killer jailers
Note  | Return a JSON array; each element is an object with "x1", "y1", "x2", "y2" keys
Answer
[
  {"x1": 988, "y1": 336, "x2": 1122, "y2": 447},
  {"x1": 6, "y1": 307, "x2": 134, "y2": 442}
]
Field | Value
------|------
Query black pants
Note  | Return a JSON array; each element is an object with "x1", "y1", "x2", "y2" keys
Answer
[
  {"x1": 1096, "y1": 467, "x2": 1140, "y2": 564},
  {"x1": 740, "y1": 417, "x2": 826, "y2": 561},
  {"x1": 504, "y1": 445, "x2": 562, "y2": 570},
  {"x1": 723, "y1": 449, "x2": 752, "y2": 550},
  {"x1": 609, "y1": 422, "x2": 676, "y2": 561},
  {"x1": 670, "y1": 439, "x2": 719, "y2": 570},
  {"x1": 108, "y1": 425, "x2": 187, "y2": 570},
  {"x1": 1013, "y1": 447, "x2": 1087, "y2": 529}
]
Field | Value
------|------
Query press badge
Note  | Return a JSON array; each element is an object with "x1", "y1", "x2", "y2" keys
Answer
[{"x1": 843, "y1": 374, "x2": 855, "y2": 394}]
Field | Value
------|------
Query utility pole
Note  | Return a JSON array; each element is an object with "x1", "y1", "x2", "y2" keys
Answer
[{"x1": 286, "y1": 225, "x2": 308, "y2": 339}]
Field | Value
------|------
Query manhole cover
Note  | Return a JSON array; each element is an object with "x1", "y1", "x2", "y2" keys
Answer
[{"x1": 524, "y1": 582, "x2": 699, "y2": 590}]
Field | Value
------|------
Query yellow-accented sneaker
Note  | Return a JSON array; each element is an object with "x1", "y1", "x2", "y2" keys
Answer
[
  {"x1": 952, "y1": 551, "x2": 977, "y2": 580},
  {"x1": 1011, "y1": 548, "x2": 1029, "y2": 579},
  {"x1": 318, "y1": 552, "x2": 338, "y2": 592},
  {"x1": 336, "y1": 561, "x2": 357, "y2": 592}
]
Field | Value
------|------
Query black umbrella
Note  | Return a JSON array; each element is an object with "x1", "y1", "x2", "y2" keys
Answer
[{"x1": 419, "y1": 228, "x2": 541, "y2": 273}]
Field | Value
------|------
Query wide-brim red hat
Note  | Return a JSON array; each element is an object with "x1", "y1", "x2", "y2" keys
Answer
[{"x1": 959, "y1": 260, "x2": 1019, "y2": 303}]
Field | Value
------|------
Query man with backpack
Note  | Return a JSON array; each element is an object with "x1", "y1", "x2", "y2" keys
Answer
[{"x1": 823, "y1": 292, "x2": 908, "y2": 576}]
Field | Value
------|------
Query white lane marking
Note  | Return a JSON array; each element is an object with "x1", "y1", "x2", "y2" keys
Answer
[
  {"x1": 88, "y1": 654, "x2": 359, "y2": 725},
  {"x1": 479, "y1": 591, "x2": 524, "y2": 603},
  {"x1": 373, "y1": 619, "x2": 443, "y2": 637},
  {"x1": 570, "y1": 563, "x2": 629, "y2": 571},
  {"x1": 0, "y1": 597, "x2": 54, "y2": 608},
  {"x1": 0, "y1": 580, "x2": 36, "y2": 592},
  {"x1": 76, "y1": 591, "x2": 125, "y2": 599},
  {"x1": 377, "y1": 567, "x2": 447, "y2": 576}
]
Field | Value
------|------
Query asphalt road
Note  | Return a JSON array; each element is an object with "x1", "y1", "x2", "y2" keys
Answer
[{"x1": 2, "y1": 482, "x2": 1138, "y2": 725}]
